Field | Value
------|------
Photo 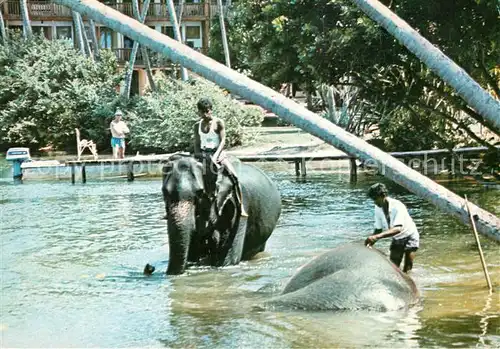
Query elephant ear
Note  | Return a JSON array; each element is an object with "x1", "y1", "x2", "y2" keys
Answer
[{"x1": 215, "y1": 167, "x2": 238, "y2": 218}]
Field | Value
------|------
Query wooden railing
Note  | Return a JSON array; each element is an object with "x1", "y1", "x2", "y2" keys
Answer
[
  {"x1": 4, "y1": 1, "x2": 207, "y2": 19},
  {"x1": 5, "y1": 1, "x2": 72, "y2": 19}
]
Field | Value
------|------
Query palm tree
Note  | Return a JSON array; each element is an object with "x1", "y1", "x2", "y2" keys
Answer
[
  {"x1": 166, "y1": 0, "x2": 188, "y2": 81},
  {"x1": 217, "y1": 0, "x2": 230, "y2": 68},
  {"x1": 19, "y1": 0, "x2": 32, "y2": 39},
  {"x1": 50, "y1": 0, "x2": 500, "y2": 241},
  {"x1": 72, "y1": 11, "x2": 86, "y2": 55},
  {"x1": 350, "y1": 0, "x2": 500, "y2": 132},
  {"x1": 123, "y1": 0, "x2": 151, "y2": 98},
  {"x1": 0, "y1": 9, "x2": 7, "y2": 44},
  {"x1": 79, "y1": 15, "x2": 93, "y2": 59},
  {"x1": 88, "y1": 19, "x2": 100, "y2": 60},
  {"x1": 176, "y1": 0, "x2": 184, "y2": 25}
]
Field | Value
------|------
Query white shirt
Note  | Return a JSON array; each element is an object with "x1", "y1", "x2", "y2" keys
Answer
[
  {"x1": 199, "y1": 119, "x2": 221, "y2": 150},
  {"x1": 374, "y1": 197, "x2": 418, "y2": 240},
  {"x1": 110, "y1": 120, "x2": 130, "y2": 138}
]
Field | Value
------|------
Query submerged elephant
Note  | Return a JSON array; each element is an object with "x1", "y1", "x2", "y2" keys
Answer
[
  {"x1": 161, "y1": 154, "x2": 281, "y2": 275},
  {"x1": 264, "y1": 243, "x2": 419, "y2": 311}
]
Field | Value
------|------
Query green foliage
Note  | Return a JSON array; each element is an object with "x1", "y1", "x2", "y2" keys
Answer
[
  {"x1": 210, "y1": 0, "x2": 500, "y2": 150},
  {"x1": 126, "y1": 74, "x2": 264, "y2": 153},
  {"x1": 0, "y1": 32, "x2": 122, "y2": 151}
]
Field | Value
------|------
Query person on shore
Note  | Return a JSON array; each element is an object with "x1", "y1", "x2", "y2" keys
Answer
[
  {"x1": 110, "y1": 109, "x2": 130, "y2": 159},
  {"x1": 193, "y1": 98, "x2": 248, "y2": 217},
  {"x1": 364, "y1": 183, "x2": 419, "y2": 273}
]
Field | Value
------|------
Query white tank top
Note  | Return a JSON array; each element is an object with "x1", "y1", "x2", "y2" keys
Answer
[{"x1": 199, "y1": 119, "x2": 220, "y2": 150}]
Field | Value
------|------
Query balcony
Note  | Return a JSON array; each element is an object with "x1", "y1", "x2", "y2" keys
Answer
[{"x1": 2, "y1": 1, "x2": 224, "y2": 21}]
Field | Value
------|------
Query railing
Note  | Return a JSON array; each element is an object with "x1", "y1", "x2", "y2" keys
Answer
[
  {"x1": 5, "y1": 1, "x2": 72, "y2": 19},
  {"x1": 4, "y1": 1, "x2": 207, "y2": 19}
]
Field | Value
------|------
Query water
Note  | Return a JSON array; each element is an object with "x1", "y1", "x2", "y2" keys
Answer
[{"x1": 1, "y1": 169, "x2": 499, "y2": 348}]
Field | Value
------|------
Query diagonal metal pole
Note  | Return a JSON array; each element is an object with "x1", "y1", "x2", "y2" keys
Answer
[{"x1": 52, "y1": 0, "x2": 500, "y2": 241}]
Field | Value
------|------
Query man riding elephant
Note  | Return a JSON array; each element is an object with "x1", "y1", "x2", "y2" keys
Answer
[{"x1": 193, "y1": 97, "x2": 248, "y2": 217}]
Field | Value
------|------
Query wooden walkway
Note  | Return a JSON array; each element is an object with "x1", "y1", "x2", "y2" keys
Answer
[{"x1": 56, "y1": 145, "x2": 496, "y2": 183}]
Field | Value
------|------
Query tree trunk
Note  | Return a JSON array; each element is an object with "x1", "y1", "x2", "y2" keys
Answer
[
  {"x1": 166, "y1": 0, "x2": 188, "y2": 81},
  {"x1": 136, "y1": 0, "x2": 156, "y2": 92},
  {"x1": 217, "y1": 0, "x2": 230, "y2": 68},
  {"x1": 72, "y1": 11, "x2": 86, "y2": 55},
  {"x1": 89, "y1": 19, "x2": 100, "y2": 59},
  {"x1": 123, "y1": 0, "x2": 151, "y2": 98},
  {"x1": 350, "y1": 0, "x2": 500, "y2": 132},
  {"x1": 176, "y1": 0, "x2": 184, "y2": 26},
  {"x1": 51, "y1": 0, "x2": 500, "y2": 241},
  {"x1": 0, "y1": 9, "x2": 7, "y2": 44},
  {"x1": 79, "y1": 15, "x2": 93, "y2": 59},
  {"x1": 19, "y1": 0, "x2": 32, "y2": 39}
]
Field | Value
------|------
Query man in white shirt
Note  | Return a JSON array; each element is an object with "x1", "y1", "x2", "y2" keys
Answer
[
  {"x1": 110, "y1": 109, "x2": 130, "y2": 159},
  {"x1": 365, "y1": 183, "x2": 420, "y2": 273}
]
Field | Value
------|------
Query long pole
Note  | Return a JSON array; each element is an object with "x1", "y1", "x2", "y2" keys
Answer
[
  {"x1": 51, "y1": 0, "x2": 500, "y2": 241},
  {"x1": 464, "y1": 195, "x2": 493, "y2": 293}
]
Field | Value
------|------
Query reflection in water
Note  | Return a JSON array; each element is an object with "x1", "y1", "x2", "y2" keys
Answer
[{"x1": 0, "y1": 171, "x2": 498, "y2": 347}]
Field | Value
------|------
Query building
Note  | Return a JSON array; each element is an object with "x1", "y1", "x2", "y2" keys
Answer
[{"x1": 1, "y1": 0, "x2": 225, "y2": 95}]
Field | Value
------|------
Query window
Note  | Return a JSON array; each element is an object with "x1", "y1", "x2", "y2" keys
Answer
[
  {"x1": 185, "y1": 25, "x2": 201, "y2": 40},
  {"x1": 162, "y1": 26, "x2": 175, "y2": 39},
  {"x1": 99, "y1": 27, "x2": 113, "y2": 48},
  {"x1": 56, "y1": 26, "x2": 72, "y2": 40}
]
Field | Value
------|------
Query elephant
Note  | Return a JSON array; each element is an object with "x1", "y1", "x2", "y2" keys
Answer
[
  {"x1": 263, "y1": 243, "x2": 420, "y2": 311},
  {"x1": 161, "y1": 154, "x2": 281, "y2": 275}
]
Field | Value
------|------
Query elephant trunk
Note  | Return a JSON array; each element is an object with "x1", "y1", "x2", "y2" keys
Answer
[{"x1": 166, "y1": 200, "x2": 196, "y2": 275}]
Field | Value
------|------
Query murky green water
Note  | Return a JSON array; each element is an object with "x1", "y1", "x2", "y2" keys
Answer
[{"x1": 1, "y1": 168, "x2": 499, "y2": 348}]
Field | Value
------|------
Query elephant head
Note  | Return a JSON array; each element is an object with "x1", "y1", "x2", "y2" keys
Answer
[{"x1": 162, "y1": 154, "x2": 215, "y2": 274}]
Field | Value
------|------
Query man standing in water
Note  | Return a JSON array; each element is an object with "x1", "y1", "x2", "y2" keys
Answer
[
  {"x1": 110, "y1": 109, "x2": 130, "y2": 159},
  {"x1": 365, "y1": 183, "x2": 419, "y2": 273},
  {"x1": 193, "y1": 98, "x2": 248, "y2": 217}
]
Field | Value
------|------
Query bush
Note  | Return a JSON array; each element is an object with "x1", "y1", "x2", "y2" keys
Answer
[
  {"x1": 126, "y1": 74, "x2": 264, "y2": 153},
  {"x1": 0, "y1": 32, "x2": 122, "y2": 152}
]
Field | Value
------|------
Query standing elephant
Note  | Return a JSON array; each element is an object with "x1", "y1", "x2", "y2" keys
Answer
[
  {"x1": 264, "y1": 243, "x2": 419, "y2": 311},
  {"x1": 161, "y1": 154, "x2": 281, "y2": 275}
]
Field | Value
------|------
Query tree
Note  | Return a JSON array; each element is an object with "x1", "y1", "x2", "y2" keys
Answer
[
  {"x1": 19, "y1": 0, "x2": 32, "y2": 39},
  {"x1": 123, "y1": 0, "x2": 151, "y2": 98},
  {"x1": 208, "y1": 0, "x2": 500, "y2": 150},
  {"x1": 166, "y1": 0, "x2": 188, "y2": 81},
  {"x1": 0, "y1": 9, "x2": 7, "y2": 45},
  {"x1": 217, "y1": 0, "x2": 231, "y2": 68},
  {"x1": 127, "y1": 75, "x2": 264, "y2": 152},
  {"x1": 0, "y1": 34, "x2": 121, "y2": 150},
  {"x1": 51, "y1": 0, "x2": 500, "y2": 240},
  {"x1": 72, "y1": 11, "x2": 86, "y2": 55}
]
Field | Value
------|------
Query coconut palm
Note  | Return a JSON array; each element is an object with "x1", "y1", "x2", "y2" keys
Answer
[
  {"x1": 166, "y1": 0, "x2": 188, "y2": 81},
  {"x1": 123, "y1": 0, "x2": 151, "y2": 98},
  {"x1": 19, "y1": 0, "x2": 32, "y2": 39},
  {"x1": 72, "y1": 11, "x2": 86, "y2": 55},
  {"x1": 79, "y1": 15, "x2": 93, "y2": 59},
  {"x1": 51, "y1": 0, "x2": 500, "y2": 240},
  {"x1": 88, "y1": 19, "x2": 100, "y2": 60},
  {"x1": 217, "y1": 0, "x2": 230, "y2": 68},
  {"x1": 0, "y1": 9, "x2": 7, "y2": 44},
  {"x1": 350, "y1": 0, "x2": 500, "y2": 132}
]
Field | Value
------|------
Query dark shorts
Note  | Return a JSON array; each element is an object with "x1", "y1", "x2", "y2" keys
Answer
[{"x1": 390, "y1": 233, "x2": 419, "y2": 254}]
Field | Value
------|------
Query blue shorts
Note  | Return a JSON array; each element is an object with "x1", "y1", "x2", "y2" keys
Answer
[{"x1": 111, "y1": 137, "x2": 125, "y2": 148}]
